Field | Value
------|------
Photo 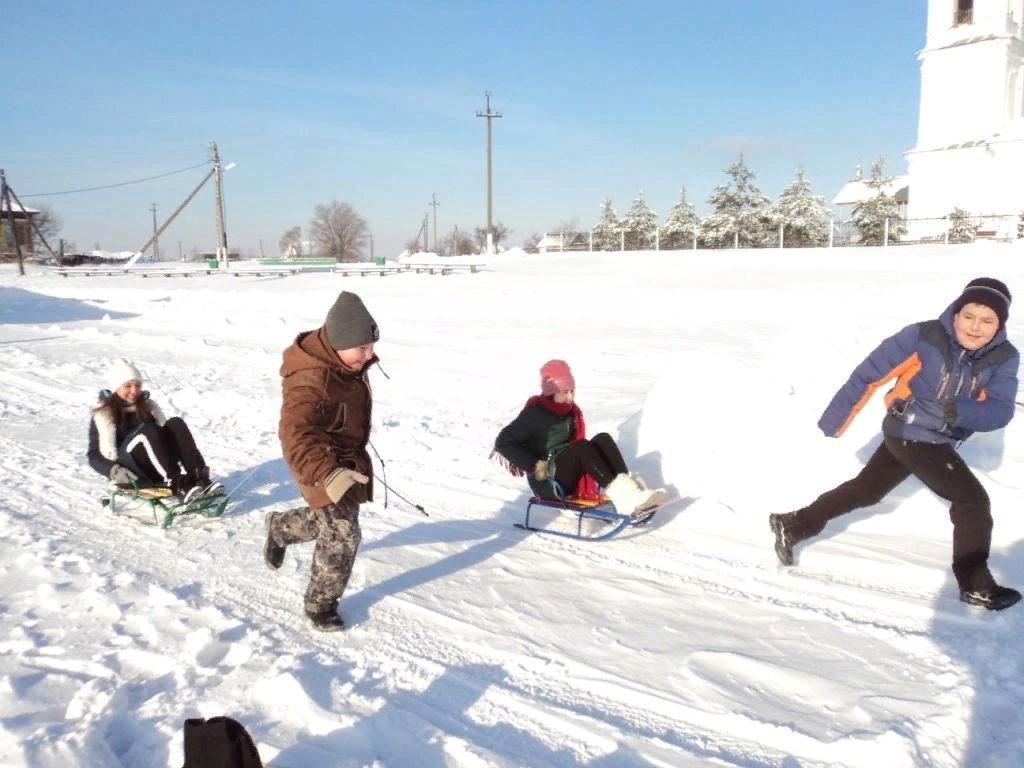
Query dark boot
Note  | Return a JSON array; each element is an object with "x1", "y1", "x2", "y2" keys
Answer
[
  {"x1": 769, "y1": 513, "x2": 803, "y2": 566},
  {"x1": 959, "y1": 567, "x2": 1021, "y2": 610},
  {"x1": 264, "y1": 512, "x2": 286, "y2": 570},
  {"x1": 193, "y1": 466, "x2": 225, "y2": 498},
  {"x1": 960, "y1": 585, "x2": 1022, "y2": 611},
  {"x1": 306, "y1": 606, "x2": 344, "y2": 632}
]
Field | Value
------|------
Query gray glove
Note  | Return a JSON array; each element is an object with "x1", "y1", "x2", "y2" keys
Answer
[
  {"x1": 109, "y1": 464, "x2": 138, "y2": 485},
  {"x1": 323, "y1": 467, "x2": 369, "y2": 504}
]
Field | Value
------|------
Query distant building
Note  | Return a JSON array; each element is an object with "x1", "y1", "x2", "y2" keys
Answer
[
  {"x1": 0, "y1": 199, "x2": 38, "y2": 257},
  {"x1": 904, "y1": 0, "x2": 1024, "y2": 225},
  {"x1": 538, "y1": 232, "x2": 589, "y2": 253},
  {"x1": 832, "y1": 168, "x2": 910, "y2": 218}
]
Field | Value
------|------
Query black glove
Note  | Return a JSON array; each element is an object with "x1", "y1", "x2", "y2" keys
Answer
[
  {"x1": 941, "y1": 398, "x2": 958, "y2": 425},
  {"x1": 109, "y1": 464, "x2": 138, "y2": 485}
]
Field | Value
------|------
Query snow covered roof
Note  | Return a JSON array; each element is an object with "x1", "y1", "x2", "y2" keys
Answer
[
  {"x1": 0, "y1": 199, "x2": 39, "y2": 214},
  {"x1": 832, "y1": 176, "x2": 909, "y2": 206}
]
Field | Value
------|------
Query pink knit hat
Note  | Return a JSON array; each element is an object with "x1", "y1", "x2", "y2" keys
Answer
[{"x1": 540, "y1": 359, "x2": 575, "y2": 395}]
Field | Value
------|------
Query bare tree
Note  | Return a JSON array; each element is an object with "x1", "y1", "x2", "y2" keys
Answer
[
  {"x1": 473, "y1": 221, "x2": 509, "y2": 250},
  {"x1": 278, "y1": 225, "x2": 302, "y2": 257},
  {"x1": 522, "y1": 233, "x2": 542, "y2": 253},
  {"x1": 309, "y1": 201, "x2": 369, "y2": 262},
  {"x1": 34, "y1": 205, "x2": 62, "y2": 245},
  {"x1": 440, "y1": 228, "x2": 478, "y2": 256}
]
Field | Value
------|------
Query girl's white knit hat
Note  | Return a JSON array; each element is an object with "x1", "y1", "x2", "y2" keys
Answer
[{"x1": 107, "y1": 358, "x2": 143, "y2": 391}]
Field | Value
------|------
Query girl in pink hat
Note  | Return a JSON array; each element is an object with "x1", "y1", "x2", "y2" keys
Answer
[{"x1": 493, "y1": 359, "x2": 665, "y2": 515}]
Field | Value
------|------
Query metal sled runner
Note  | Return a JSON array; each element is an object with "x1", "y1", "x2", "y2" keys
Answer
[
  {"x1": 101, "y1": 484, "x2": 227, "y2": 528},
  {"x1": 516, "y1": 495, "x2": 657, "y2": 541}
]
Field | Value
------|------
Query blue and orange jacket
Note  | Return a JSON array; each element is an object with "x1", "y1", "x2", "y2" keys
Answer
[{"x1": 818, "y1": 303, "x2": 1019, "y2": 445}]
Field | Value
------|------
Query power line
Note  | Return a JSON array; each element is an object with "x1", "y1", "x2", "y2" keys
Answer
[{"x1": 21, "y1": 161, "x2": 211, "y2": 198}]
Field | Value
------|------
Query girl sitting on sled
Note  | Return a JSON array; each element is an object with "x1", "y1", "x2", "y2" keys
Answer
[
  {"x1": 493, "y1": 359, "x2": 666, "y2": 516},
  {"x1": 87, "y1": 358, "x2": 222, "y2": 501}
]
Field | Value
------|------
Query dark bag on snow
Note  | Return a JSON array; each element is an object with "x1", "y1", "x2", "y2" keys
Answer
[{"x1": 182, "y1": 716, "x2": 264, "y2": 768}]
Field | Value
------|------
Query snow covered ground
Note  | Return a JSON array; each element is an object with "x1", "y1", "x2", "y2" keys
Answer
[{"x1": 2, "y1": 244, "x2": 1023, "y2": 767}]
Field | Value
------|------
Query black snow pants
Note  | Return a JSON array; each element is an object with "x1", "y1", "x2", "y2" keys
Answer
[
  {"x1": 790, "y1": 434, "x2": 994, "y2": 591},
  {"x1": 117, "y1": 416, "x2": 206, "y2": 486},
  {"x1": 552, "y1": 432, "x2": 629, "y2": 492}
]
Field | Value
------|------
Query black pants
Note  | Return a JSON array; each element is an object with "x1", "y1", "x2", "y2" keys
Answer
[
  {"x1": 792, "y1": 435, "x2": 993, "y2": 591},
  {"x1": 553, "y1": 432, "x2": 628, "y2": 490},
  {"x1": 117, "y1": 417, "x2": 206, "y2": 486}
]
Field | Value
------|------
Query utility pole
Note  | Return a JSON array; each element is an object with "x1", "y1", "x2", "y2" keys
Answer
[
  {"x1": 422, "y1": 213, "x2": 428, "y2": 253},
  {"x1": 429, "y1": 193, "x2": 440, "y2": 252},
  {"x1": 369, "y1": 233, "x2": 375, "y2": 262},
  {"x1": 1, "y1": 170, "x2": 25, "y2": 276},
  {"x1": 475, "y1": 90, "x2": 502, "y2": 254},
  {"x1": 177, "y1": 240, "x2": 183, "y2": 261},
  {"x1": 209, "y1": 142, "x2": 229, "y2": 268},
  {"x1": 150, "y1": 203, "x2": 160, "y2": 261}
]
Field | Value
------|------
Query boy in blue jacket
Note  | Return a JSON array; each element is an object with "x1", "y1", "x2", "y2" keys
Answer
[{"x1": 770, "y1": 278, "x2": 1020, "y2": 611}]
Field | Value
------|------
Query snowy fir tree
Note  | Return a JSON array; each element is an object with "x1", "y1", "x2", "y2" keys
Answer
[
  {"x1": 947, "y1": 207, "x2": 978, "y2": 244},
  {"x1": 620, "y1": 192, "x2": 659, "y2": 250},
  {"x1": 699, "y1": 154, "x2": 771, "y2": 248},
  {"x1": 768, "y1": 167, "x2": 833, "y2": 247},
  {"x1": 591, "y1": 197, "x2": 621, "y2": 251},
  {"x1": 660, "y1": 187, "x2": 700, "y2": 249},
  {"x1": 852, "y1": 157, "x2": 904, "y2": 246}
]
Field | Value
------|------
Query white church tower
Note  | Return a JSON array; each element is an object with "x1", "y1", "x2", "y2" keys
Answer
[{"x1": 905, "y1": 0, "x2": 1024, "y2": 226}]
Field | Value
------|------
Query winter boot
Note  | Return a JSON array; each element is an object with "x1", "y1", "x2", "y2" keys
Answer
[
  {"x1": 193, "y1": 467, "x2": 225, "y2": 498},
  {"x1": 263, "y1": 511, "x2": 286, "y2": 570},
  {"x1": 960, "y1": 585, "x2": 1022, "y2": 611},
  {"x1": 306, "y1": 606, "x2": 345, "y2": 632},
  {"x1": 604, "y1": 474, "x2": 666, "y2": 517},
  {"x1": 959, "y1": 567, "x2": 1022, "y2": 610},
  {"x1": 769, "y1": 512, "x2": 801, "y2": 566}
]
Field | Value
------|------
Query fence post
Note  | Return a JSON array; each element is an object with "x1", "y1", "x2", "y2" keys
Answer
[
  {"x1": 828, "y1": 219, "x2": 834, "y2": 248},
  {"x1": 944, "y1": 216, "x2": 950, "y2": 245},
  {"x1": 883, "y1": 218, "x2": 890, "y2": 247},
  {"x1": 779, "y1": 221, "x2": 784, "y2": 249}
]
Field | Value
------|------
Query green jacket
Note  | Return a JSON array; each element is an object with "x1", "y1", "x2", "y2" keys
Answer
[{"x1": 494, "y1": 404, "x2": 575, "y2": 496}]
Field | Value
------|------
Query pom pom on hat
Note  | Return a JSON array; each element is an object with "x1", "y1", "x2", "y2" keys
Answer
[
  {"x1": 107, "y1": 357, "x2": 142, "y2": 392},
  {"x1": 952, "y1": 277, "x2": 1011, "y2": 328},
  {"x1": 540, "y1": 359, "x2": 575, "y2": 395}
]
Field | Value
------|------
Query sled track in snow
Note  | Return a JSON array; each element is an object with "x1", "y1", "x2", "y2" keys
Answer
[{"x1": 0, "y1": 430, "x2": 971, "y2": 767}]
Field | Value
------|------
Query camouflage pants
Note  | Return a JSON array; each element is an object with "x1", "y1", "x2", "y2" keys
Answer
[{"x1": 269, "y1": 497, "x2": 362, "y2": 614}]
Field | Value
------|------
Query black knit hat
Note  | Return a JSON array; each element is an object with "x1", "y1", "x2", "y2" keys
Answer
[
  {"x1": 324, "y1": 291, "x2": 379, "y2": 350},
  {"x1": 952, "y1": 277, "x2": 1011, "y2": 328}
]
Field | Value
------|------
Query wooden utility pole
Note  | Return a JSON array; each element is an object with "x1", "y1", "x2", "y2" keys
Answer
[
  {"x1": 429, "y1": 193, "x2": 440, "y2": 252},
  {"x1": 1, "y1": 170, "x2": 25, "y2": 276},
  {"x1": 475, "y1": 90, "x2": 502, "y2": 254},
  {"x1": 422, "y1": 214, "x2": 428, "y2": 253}
]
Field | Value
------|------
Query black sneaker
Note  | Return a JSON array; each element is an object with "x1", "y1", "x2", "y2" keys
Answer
[
  {"x1": 307, "y1": 609, "x2": 345, "y2": 632},
  {"x1": 264, "y1": 512, "x2": 286, "y2": 570},
  {"x1": 959, "y1": 585, "x2": 1022, "y2": 611},
  {"x1": 769, "y1": 513, "x2": 796, "y2": 566}
]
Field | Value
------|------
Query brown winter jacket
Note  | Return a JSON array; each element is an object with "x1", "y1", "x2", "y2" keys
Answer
[{"x1": 279, "y1": 326, "x2": 374, "y2": 508}]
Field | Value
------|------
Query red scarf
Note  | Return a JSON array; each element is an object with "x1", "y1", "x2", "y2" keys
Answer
[{"x1": 492, "y1": 395, "x2": 600, "y2": 501}]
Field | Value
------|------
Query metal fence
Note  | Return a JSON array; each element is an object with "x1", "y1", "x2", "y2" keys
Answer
[{"x1": 539, "y1": 214, "x2": 1023, "y2": 253}]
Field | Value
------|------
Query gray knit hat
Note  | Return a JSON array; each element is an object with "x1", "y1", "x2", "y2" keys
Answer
[{"x1": 324, "y1": 291, "x2": 379, "y2": 350}]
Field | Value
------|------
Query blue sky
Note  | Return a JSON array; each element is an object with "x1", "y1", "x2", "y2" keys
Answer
[{"x1": 6, "y1": 0, "x2": 926, "y2": 257}]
